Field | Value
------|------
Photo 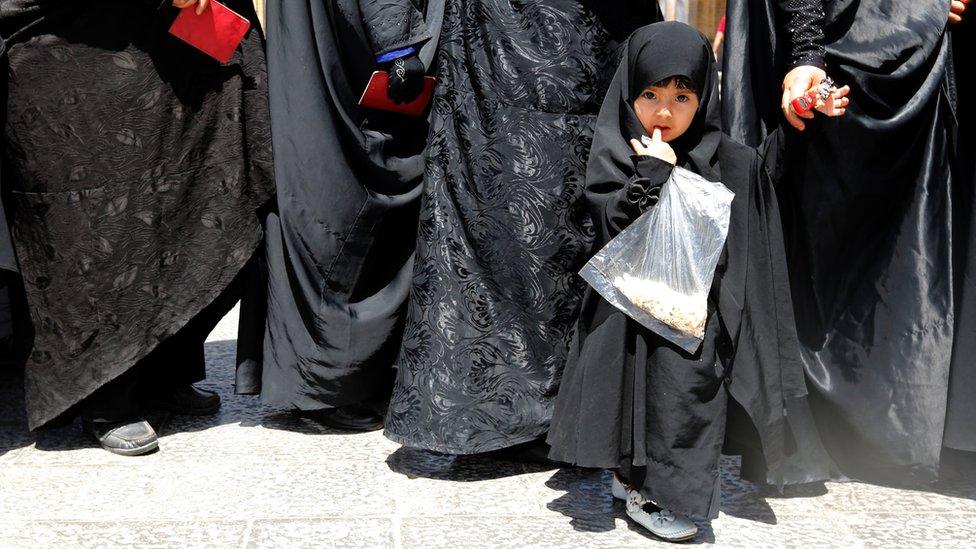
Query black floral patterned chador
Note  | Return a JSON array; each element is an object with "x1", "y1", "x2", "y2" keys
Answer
[
  {"x1": 0, "y1": 0, "x2": 275, "y2": 429},
  {"x1": 384, "y1": 0, "x2": 661, "y2": 454}
]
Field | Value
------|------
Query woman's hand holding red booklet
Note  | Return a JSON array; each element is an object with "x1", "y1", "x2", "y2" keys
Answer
[
  {"x1": 359, "y1": 71, "x2": 436, "y2": 118},
  {"x1": 169, "y1": 0, "x2": 251, "y2": 64}
]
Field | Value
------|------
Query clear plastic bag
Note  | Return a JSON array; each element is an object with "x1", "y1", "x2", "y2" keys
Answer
[{"x1": 580, "y1": 166, "x2": 734, "y2": 354}]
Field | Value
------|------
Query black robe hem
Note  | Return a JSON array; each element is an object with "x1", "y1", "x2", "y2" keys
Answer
[
  {"x1": 384, "y1": 426, "x2": 550, "y2": 456},
  {"x1": 27, "y1": 235, "x2": 262, "y2": 430}
]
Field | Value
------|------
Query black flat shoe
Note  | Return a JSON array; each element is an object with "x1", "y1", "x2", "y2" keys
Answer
[
  {"x1": 491, "y1": 438, "x2": 567, "y2": 467},
  {"x1": 150, "y1": 384, "x2": 221, "y2": 416},
  {"x1": 82, "y1": 419, "x2": 159, "y2": 456},
  {"x1": 301, "y1": 405, "x2": 385, "y2": 432}
]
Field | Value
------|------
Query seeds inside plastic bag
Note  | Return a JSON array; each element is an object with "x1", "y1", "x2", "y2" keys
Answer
[{"x1": 613, "y1": 274, "x2": 707, "y2": 339}]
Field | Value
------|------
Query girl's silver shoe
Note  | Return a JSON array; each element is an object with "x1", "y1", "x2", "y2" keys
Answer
[{"x1": 624, "y1": 489, "x2": 698, "y2": 542}]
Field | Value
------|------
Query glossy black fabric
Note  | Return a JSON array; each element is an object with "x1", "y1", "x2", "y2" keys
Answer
[
  {"x1": 944, "y1": 18, "x2": 976, "y2": 451},
  {"x1": 384, "y1": 1, "x2": 661, "y2": 454},
  {"x1": 238, "y1": 0, "x2": 435, "y2": 411},
  {"x1": 0, "y1": 0, "x2": 274, "y2": 429},
  {"x1": 723, "y1": 0, "x2": 961, "y2": 482},
  {"x1": 547, "y1": 23, "x2": 804, "y2": 519}
]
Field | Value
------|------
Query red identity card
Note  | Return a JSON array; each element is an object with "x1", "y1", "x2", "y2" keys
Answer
[
  {"x1": 169, "y1": 1, "x2": 251, "y2": 64},
  {"x1": 359, "y1": 71, "x2": 437, "y2": 118}
]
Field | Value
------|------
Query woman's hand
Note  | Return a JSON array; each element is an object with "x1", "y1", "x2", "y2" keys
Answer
[
  {"x1": 630, "y1": 128, "x2": 676, "y2": 165},
  {"x1": 815, "y1": 84, "x2": 851, "y2": 118},
  {"x1": 950, "y1": 0, "x2": 970, "y2": 24},
  {"x1": 387, "y1": 55, "x2": 426, "y2": 104},
  {"x1": 173, "y1": 0, "x2": 210, "y2": 15}
]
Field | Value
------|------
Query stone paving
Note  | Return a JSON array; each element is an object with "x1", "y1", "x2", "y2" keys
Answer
[{"x1": 2, "y1": 306, "x2": 976, "y2": 548}]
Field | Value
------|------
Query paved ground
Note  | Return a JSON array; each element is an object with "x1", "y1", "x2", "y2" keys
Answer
[{"x1": 2, "y1": 307, "x2": 976, "y2": 548}]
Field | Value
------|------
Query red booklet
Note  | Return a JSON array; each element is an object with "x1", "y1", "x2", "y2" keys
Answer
[
  {"x1": 359, "y1": 71, "x2": 436, "y2": 117},
  {"x1": 168, "y1": 1, "x2": 251, "y2": 64}
]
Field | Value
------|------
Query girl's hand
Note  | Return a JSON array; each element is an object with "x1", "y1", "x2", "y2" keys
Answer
[
  {"x1": 630, "y1": 129, "x2": 677, "y2": 165},
  {"x1": 815, "y1": 84, "x2": 851, "y2": 118},
  {"x1": 173, "y1": 0, "x2": 210, "y2": 15}
]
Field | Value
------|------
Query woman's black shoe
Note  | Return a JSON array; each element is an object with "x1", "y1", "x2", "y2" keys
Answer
[
  {"x1": 150, "y1": 385, "x2": 221, "y2": 416},
  {"x1": 82, "y1": 419, "x2": 159, "y2": 456},
  {"x1": 301, "y1": 405, "x2": 385, "y2": 432}
]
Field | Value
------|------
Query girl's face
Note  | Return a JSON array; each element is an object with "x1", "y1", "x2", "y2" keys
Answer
[{"x1": 632, "y1": 81, "x2": 699, "y2": 142}]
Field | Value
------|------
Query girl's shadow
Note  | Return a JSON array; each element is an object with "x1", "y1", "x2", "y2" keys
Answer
[{"x1": 541, "y1": 455, "x2": 835, "y2": 544}]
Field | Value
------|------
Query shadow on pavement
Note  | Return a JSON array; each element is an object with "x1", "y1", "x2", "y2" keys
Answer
[
  {"x1": 544, "y1": 467, "x2": 719, "y2": 543},
  {"x1": 385, "y1": 445, "x2": 555, "y2": 482},
  {"x1": 5, "y1": 337, "x2": 976, "y2": 533},
  {"x1": 0, "y1": 365, "x2": 32, "y2": 459}
]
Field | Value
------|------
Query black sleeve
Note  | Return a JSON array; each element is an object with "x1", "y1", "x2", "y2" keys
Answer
[
  {"x1": 602, "y1": 156, "x2": 674, "y2": 236},
  {"x1": 357, "y1": 0, "x2": 432, "y2": 58},
  {"x1": 775, "y1": 0, "x2": 827, "y2": 70}
]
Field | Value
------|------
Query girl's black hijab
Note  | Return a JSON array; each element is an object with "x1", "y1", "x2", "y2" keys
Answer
[{"x1": 586, "y1": 21, "x2": 722, "y2": 186}]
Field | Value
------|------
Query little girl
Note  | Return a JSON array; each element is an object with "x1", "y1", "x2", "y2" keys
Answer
[{"x1": 546, "y1": 22, "x2": 847, "y2": 541}]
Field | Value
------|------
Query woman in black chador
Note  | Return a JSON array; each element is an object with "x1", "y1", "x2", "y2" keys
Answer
[
  {"x1": 0, "y1": 0, "x2": 274, "y2": 454},
  {"x1": 723, "y1": 0, "x2": 972, "y2": 483},
  {"x1": 944, "y1": 0, "x2": 975, "y2": 459},
  {"x1": 236, "y1": 0, "x2": 436, "y2": 431},
  {"x1": 546, "y1": 22, "x2": 844, "y2": 541},
  {"x1": 384, "y1": 0, "x2": 661, "y2": 456}
]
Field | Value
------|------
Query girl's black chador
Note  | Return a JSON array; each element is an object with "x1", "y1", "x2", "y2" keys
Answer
[{"x1": 547, "y1": 22, "x2": 806, "y2": 522}]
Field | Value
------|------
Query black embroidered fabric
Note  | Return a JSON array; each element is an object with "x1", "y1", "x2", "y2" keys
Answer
[
  {"x1": 0, "y1": 0, "x2": 274, "y2": 429},
  {"x1": 383, "y1": 0, "x2": 660, "y2": 454}
]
